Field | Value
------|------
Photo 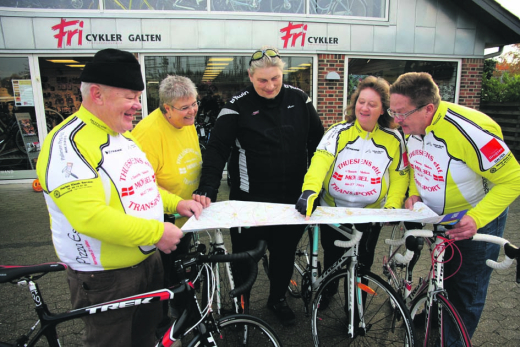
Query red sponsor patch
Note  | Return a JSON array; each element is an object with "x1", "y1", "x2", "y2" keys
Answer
[
  {"x1": 480, "y1": 138, "x2": 505, "y2": 162},
  {"x1": 402, "y1": 152, "x2": 409, "y2": 167}
]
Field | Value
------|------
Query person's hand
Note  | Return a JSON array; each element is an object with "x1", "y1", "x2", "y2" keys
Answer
[
  {"x1": 176, "y1": 200, "x2": 203, "y2": 219},
  {"x1": 156, "y1": 222, "x2": 183, "y2": 254},
  {"x1": 192, "y1": 186, "x2": 217, "y2": 209},
  {"x1": 295, "y1": 190, "x2": 319, "y2": 220},
  {"x1": 404, "y1": 195, "x2": 422, "y2": 210},
  {"x1": 445, "y1": 215, "x2": 477, "y2": 241}
]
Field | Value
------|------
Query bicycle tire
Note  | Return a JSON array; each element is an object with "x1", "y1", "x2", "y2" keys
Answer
[
  {"x1": 288, "y1": 227, "x2": 311, "y2": 298},
  {"x1": 409, "y1": 293, "x2": 471, "y2": 347},
  {"x1": 312, "y1": 269, "x2": 416, "y2": 346},
  {"x1": 15, "y1": 130, "x2": 26, "y2": 154},
  {"x1": 330, "y1": 0, "x2": 367, "y2": 16},
  {"x1": 216, "y1": 314, "x2": 282, "y2": 346}
]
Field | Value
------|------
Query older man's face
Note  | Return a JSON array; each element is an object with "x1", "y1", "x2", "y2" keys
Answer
[
  {"x1": 100, "y1": 86, "x2": 142, "y2": 133},
  {"x1": 389, "y1": 93, "x2": 429, "y2": 135}
]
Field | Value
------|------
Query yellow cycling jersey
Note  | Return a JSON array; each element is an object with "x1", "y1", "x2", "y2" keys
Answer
[
  {"x1": 36, "y1": 106, "x2": 182, "y2": 271},
  {"x1": 303, "y1": 120, "x2": 409, "y2": 209},
  {"x1": 407, "y1": 101, "x2": 520, "y2": 229}
]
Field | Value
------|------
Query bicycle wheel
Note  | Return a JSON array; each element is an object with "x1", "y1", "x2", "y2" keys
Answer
[
  {"x1": 330, "y1": 0, "x2": 367, "y2": 16},
  {"x1": 216, "y1": 314, "x2": 282, "y2": 346},
  {"x1": 383, "y1": 223, "x2": 407, "y2": 296},
  {"x1": 312, "y1": 269, "x2": 416, "y2": 346},
  {"x1": 288, "y1": 227, "x2": 311, "y2": 298},
  {"x1": 270, "y1": 0, "x2": 303, "y2": 13},
  {"x1": 410, "y1": 293, "x2": 471, "y2": 347}
]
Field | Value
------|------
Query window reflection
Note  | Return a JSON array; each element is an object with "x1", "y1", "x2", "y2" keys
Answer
[
  {"x1": 309, "y1": 0, "x2": 384, "y2": 17},
  {"x1": 104, "y1": 0, "x2": 207, "y2": 10},
  {"x1": 0, "y1": 0, "x2": 384, "y2": 16},
  {"x1": 0, "y1": 0, "x2": 98, "y2": 9}
]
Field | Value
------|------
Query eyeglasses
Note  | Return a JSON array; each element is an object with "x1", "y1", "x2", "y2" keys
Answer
[
  {"x1": 167, "y1": 100, "x2": 200, "y2": 112},
  {"x1": 387, "y1": 104, "x2": 428, "y2": 121},
  {"x1": 249, "y1": 49, "x2": 280, "y2": 66}
]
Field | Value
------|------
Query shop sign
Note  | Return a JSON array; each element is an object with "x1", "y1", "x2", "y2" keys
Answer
[
  {"x1": 280, "y1": 22, "x2": 339, "y2": 49},
  {"x1": 51, "y1": 18, "x2": 162, "y2": 49}
]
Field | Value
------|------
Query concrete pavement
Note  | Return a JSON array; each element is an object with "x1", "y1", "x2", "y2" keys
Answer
[{"x1": 0, "y1": 181, "x2": 519, "y2": 346}]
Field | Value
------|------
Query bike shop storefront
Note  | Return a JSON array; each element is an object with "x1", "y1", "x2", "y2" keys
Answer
[{"x1": 0, "y1": 52, "x2": 316, "y2": 182}]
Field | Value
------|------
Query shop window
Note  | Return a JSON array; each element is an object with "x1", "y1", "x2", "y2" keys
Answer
[
  {"x1": 347, "y1": 58, "x2": 458, "y2": 104},
  {"x1": 0, "y1": 57, "x2": 38, "y2": 178},
  {"x1": 103, "y1": 0, "x2": 206, "y2": 10},
  {"x1": 144, "y1": 54, "x2": 313, "y2": 117},
  {"x1": 309, "y1": 0, "x2": 385, "y2": 17},
  {"x1": 1, "y1": 0, "x2": 386, "y2": 17},
  {"x1": 143, "y1": 54, "x2": 313, "y2": 154},
  {"x1": 0, "y1": 0, "x2": 99, "y2": 9}
]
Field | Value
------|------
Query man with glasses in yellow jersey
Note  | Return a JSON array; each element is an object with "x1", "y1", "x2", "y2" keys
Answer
[
  {"x1": 193, "y1": 46, "x2": 324, "y2": 326},
  {"x1": 389, "y1": 72, "x2": 520, "y2": 341}
]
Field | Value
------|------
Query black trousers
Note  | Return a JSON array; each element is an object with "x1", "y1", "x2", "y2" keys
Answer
[{"x1": 230, "y1": 223, "x2": 304, "y2": 303}]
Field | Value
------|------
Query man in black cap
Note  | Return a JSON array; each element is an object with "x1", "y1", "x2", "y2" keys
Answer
[{"x1": 36, "y1": 48, "x2": 203, "y2": 347}]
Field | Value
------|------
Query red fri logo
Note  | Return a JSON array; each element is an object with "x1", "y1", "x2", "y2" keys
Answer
[
  {"x1": 280, "y1": 22, "x2": 307, "y2": 48},
  {"x1": 52, "y1": 18, "x2": 84, "y2": 48},
  {"x1": 122, "y1": 186, "x2": 135, "y2": 197}
]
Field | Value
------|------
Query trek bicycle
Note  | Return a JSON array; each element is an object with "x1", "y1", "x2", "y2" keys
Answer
[
  {"x1": 0, "y1": 239, "x2": 282, "y2": 347},
  {"x1": 383, "y1": 226, "x2": 520, "y2": 347},
  {"x1": 289, "y1": 223, "x2": 416, "y2": 346}
]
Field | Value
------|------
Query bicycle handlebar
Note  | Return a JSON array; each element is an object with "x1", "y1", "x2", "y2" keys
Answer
[
  {"x1": 385, "y1": 229, "x2": 520, "y2": 283},
  {"x1": 334, "y1": 226, "x2": 363, "y2": 248},
  {"x1": 186, "y1": 239, "x2": 268, "y2": 298}
]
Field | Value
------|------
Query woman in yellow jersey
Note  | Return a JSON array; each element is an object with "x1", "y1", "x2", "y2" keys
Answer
[
  {"x1": 132, "y1": 75, "x2": 201, "y2": 325},
  {"x1": 296, "y1": 76, "x2": 409, "y2": 307}
]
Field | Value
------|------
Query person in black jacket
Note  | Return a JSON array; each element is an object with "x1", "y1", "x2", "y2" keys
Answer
[{"x1": 193, "y1": 46, "x2": 324, "y2": 326}]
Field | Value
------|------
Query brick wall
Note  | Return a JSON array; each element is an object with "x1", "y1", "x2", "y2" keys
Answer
[
  {"x1": 315, "y1": 56, "x2": 484, "y2": 127},
  {"x1": 317, "y1": 54, "x2": 345, "y2": 129},
  {"x1": 459, "y1": 58, "x2": 484, "y2": 110}
]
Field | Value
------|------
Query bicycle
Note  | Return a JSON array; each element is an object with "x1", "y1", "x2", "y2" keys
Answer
[
  {"x1": 189, "y1": 227, "x2": 246, "y2": 318},
  {"x1": 289, "y1": 223, "x2": 416, "y2": 346},
  {"x1": 383, "y1": 226, "x2": 520, "y2": 346},
  {"x1": 0, "y1": 239, "x2": 283, "y2": 347}
]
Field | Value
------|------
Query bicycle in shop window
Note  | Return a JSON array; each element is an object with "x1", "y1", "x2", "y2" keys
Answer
[{"x1": 106, "y1": 0, "x2": 207, "y2": 10}]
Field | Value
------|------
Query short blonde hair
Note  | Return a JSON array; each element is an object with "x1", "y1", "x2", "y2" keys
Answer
[{"x1": 248, "y1": 45, "x2": 286, "y2": 74}]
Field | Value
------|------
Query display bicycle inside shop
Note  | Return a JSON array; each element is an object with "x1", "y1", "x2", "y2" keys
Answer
[{"x1": 0, "y1": 0, "x2": 517, "y2": 182}]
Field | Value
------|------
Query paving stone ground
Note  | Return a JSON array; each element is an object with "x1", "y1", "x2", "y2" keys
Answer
[{"x1": 0, "y1": 181, "x2": 519, "y2": 346}]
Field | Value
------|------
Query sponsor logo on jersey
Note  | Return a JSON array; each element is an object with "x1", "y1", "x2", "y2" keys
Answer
[{"x1": 480, "y1": 138, "x2": 505, "y2": 162}]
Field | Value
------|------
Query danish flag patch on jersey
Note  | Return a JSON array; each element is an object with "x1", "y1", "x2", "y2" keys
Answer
[
  {"x1": 122, "y1": 186, "x2": 135, "y2": 196},
  {"x1": 480, "y1": 138, "x2": 505, "y2": 162},
  {"x1": 371, "y1": 177, "x2": 381, "y2": 184},
  {"x1": 332, "y1": 172, "x2": 343, "y2": 180}
]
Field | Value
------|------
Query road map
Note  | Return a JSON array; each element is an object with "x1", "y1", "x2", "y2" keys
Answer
[{"x1": 181, "y1": 200, "x2": 462, "y2": 232}]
